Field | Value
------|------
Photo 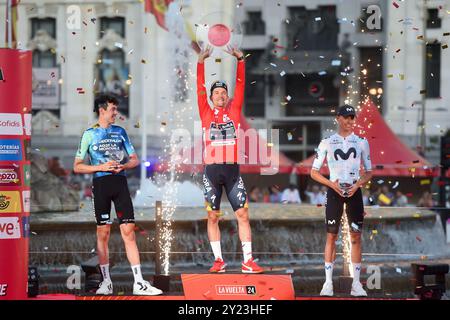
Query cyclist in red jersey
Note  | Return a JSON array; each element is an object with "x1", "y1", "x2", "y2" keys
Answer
[{"x1": 197, "y1": 45, "x2": 263, "y2": 274}]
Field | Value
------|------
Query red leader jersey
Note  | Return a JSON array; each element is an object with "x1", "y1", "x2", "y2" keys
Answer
[{"x1": 197, "y1": 60, "x2": 245, "y2": 164}]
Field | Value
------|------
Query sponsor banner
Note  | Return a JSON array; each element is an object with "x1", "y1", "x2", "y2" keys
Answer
[
  {"x1": 23, "y1": 114, "x2": 32, "y2": 136},
  {"x1": 0, "y1": 284, "x2": 7, "y2": 297},
  {"x1": 22, "y1": 190, "x2": 30, "y2": 213},
  {"x1": 0, "y1": 217, "x2": 21, "y2": 239},
  {"x1": 0, "y1": 113, "x2": 23, "y2": 135},
  {"x1": 181, "y1": 274, "x2": 295, "y2": 300},
  {"x1": 0, "y1": 165, "x2": 21, "y2": 186},
  {"x1": 0, "y1": 139, "x2": 22, "y2": 161},
  {"x1": 0, "y1": 191, "x2": 22, "y2": 214},
  {"x1": 23, "y1": 164, "x2": 30, "y2": 187}
]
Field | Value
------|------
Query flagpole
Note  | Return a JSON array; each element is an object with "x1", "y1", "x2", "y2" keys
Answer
[{"x1": 7, "y1": 0, "x2": 12, "y2": 48}]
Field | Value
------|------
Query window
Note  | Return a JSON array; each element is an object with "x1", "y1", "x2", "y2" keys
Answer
[
  {"x1": 244, "y1": 50, "x2": 265, "y2": 117},
  {"x1": 95, "y1": 49, "x2": 130, "y2": 116},
  {"x1": 287, "y1": 6, "x2": 339, "y2": 50},
  {"x1": 31, "y1": 18, "x2": 56, "y2": 39},
  {"x1": 359, "y1": 47, "x2": 383, "y2": 109},
  {"x1": 100, "y1": 17, "x2": 125, "y2": 37},
  {"x1": 427, "y1": 9, "x2": 441, "y2": 29},
  {"x1": 285, "y1": 75, "x2": 339, "y2": 116},
  {"x1": 425, "y1": 43, "x2": 441, "y2": 98},
  {"x1": 33, "y1": 50, "x2": 56, "y2": 68},
  {"x1": 243, "y1": 11, "x2": 265, "y2": 35}
]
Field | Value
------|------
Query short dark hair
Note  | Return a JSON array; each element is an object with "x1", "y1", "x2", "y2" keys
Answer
[{"x1": 94, "y1": 94, "x2": 119, "y2": 116}]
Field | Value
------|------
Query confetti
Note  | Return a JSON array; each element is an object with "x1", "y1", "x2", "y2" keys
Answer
[
  {"x1": 392, "y1": 181, "x2": 399, "y2": 189},
  {"x1": 386, "y1": 74, "x2": 393, "y2": 78},
  {"x1": 114, "y1": 42, "x2": 123, "y2": 49},
  {"x1": 134, "y1": 122, "x2": 140, "y2": 128},
  {"x1": 287, "y1": 132, "x2": 293, "y2": 141},
  {"x1": 442, "y1": 44, "x2": 448, "y2": 49},
  {"x1": 250, "y1": 81, "x2": 256, "y2": 85},
  {"x1": 286, "y1": 95, "x2": 291, "y2": 101},
  {"x1": 315, "y1": 17, "x2": 322, "y2": 21},
  {"x1": 280, "y1": 70, "x2": 286, "y2": 77},
  {"x1": 141, "y1": 59, "x2": 147, "y2": 64},
  {"x1": 444, "y1": 32, "x2": 450, "y2": 36},
  {"x1": 416, "y1": 236, "x2": 422, "y2": 242},
  {"x1": 393, "y1": 2, "x2": 399, "y2": 9},
  {"x1": 420, "y1": 179, "x2": 430, "y2": 185},
  {"x1": 413, "y1": 213, "x2": 421, "y2": 218},
  {"x1": 420, "y1": 89, "x2": 426, "y2": 94},
  {"x1": 285, "y1": 269, "x2": 294, "y2": 274},
  {"x1": 318, "y1": 71, "x2": 327, "y2": 76},
  {"x1": 399, "y1": 74, "x2": 405, "y2": 80},
  {"x1": 395, "y1": 267, "x2": 402, "y2": 273},
  {"x1": 372, "y1": 230, "x2": 378, "y2": 235}
]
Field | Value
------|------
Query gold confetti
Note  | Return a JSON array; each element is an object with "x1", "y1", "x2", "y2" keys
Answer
[
  {"x1": 215, "y1": 58, "x2": 222, "y2": 63},
  {"x1": 399, "y1": 74, "x2": 405, "y2": 80},
  {"x1": 386, "y1": 74, "x2": 393, "y2": 78},
  {"x1": 442, "y1": 44, "x2": 448, "y2": 49},
  {"x1": 134, "y1": 122, "x2": 140, "y2": 128}
]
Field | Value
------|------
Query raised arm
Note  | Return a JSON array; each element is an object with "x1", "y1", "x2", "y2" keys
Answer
[
  {"x1": 197, "y1": 46, "x2": 212, "y2": 117},
  {"x1": 225, "y1": 46, "x2": 245, "y2": 112}
]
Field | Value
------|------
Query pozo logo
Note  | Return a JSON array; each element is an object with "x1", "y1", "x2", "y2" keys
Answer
[{"x1": 0, "y1": 195, "x2": 10, "y2": 210}]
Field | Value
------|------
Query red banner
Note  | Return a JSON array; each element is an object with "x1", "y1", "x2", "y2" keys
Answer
[{"x1": 0, "y1": 49, "x2": 32, "y2": 300}]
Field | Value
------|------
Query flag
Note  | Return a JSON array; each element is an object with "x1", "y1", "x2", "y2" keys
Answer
[
  {"x1": 145, "y1": 0, "x2": 173, "y2": 31},
  {"x1": 5, "y1": 0, "x2": 19, "y2": 48}
]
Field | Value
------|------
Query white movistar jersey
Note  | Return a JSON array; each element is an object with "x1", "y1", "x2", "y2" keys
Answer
[{"x1": 312, "y1": 133, "x2": 372, "y2": 184}]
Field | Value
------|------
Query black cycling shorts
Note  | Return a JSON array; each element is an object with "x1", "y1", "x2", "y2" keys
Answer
[
  {"x1": 325, "y1": 187, "x2": 364, "y2": 234},
  {"x1": 92, "y1": 175, "x2": 135, "y2": 226},
  {"x1": 203, "y1": 164, "x2": 248, "y2": 212}
]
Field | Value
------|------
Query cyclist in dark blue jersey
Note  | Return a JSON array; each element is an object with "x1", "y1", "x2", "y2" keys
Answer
[{"x1": 73, "y1": 94, "x2": 162, "y2": 296}]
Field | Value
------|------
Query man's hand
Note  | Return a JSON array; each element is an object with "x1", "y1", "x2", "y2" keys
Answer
[
  {"x1": 346, "y1": 182, "x2": 361, "y2": 198},
  {"x1": 111, "y1": 164, "x2": 124, "y2": 174},
  {"x1": 198, "y1": 45, "x2": 212, "y2": 63},
  {"x1": 98, "y1": 161, "x2": 120, "y2": 172},
  {"x1": 329, "y1": 179, "x2": 346, "y2": 198},
  {"x1": 224, "y1": 45, "x2": 244, "y2": 60}
]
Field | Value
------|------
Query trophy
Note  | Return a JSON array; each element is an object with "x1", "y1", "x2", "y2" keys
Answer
[
  {"x1": 339, "y1": 180, "x2": 353, "y2": 197},
  {"x1": 195, "y1": 12, "x2": 243, "y2": 58},
  {"x1": 105, "y1": 149, "x2": 124, "y2": 169}
]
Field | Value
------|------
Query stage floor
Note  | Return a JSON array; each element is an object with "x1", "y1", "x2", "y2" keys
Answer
[{"x1": 30, "y1": 294, "x2": 417, "y2": 301}]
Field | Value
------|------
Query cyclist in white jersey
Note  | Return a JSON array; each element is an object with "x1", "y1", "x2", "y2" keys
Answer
[{"x1": 310, "y1": 105, "x2": 373, "y2": 297}]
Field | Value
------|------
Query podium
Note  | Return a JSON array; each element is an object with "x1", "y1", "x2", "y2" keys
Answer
[{"x1": 181, "y1": 274, "x2": 295, "y2": 300}]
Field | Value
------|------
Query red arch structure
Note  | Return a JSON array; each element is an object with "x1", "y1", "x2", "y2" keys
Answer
[{"x1": 297, "y1": 99, "x2": 439, "y2": 177}]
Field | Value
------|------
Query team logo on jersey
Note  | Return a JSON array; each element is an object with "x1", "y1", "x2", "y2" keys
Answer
[
  {"x1": 334, "y1": 148, "x2": 357, "y2": 161},
  {"x1": 223, "y1": 114, "x2": 230, "y2": 122}
]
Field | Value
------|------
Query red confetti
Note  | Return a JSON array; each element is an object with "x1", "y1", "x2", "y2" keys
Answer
[
  {"x1": 392, "y1": 1, "x2": 399, "y2": 8},
  {"x1": 416, "y1": 236, "x2": 422, "y2": 242},
  {"x1": 406, "y1": 193, "x2": 413, "y2": 197}
]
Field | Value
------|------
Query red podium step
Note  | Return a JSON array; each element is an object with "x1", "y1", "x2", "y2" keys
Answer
[{"x1": 181, "y1": 274, "x2": 295, "y2": 300}]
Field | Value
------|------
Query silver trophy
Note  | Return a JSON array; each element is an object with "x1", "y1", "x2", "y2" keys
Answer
[
  {"x1": 105, "y1": 149, "x2": 124, "y2": 169},
  {"x1": 339, "y1": 180, "x2": 353, "y2": 197}
]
